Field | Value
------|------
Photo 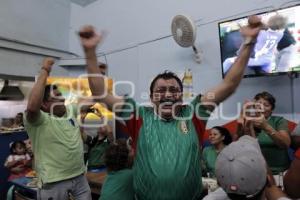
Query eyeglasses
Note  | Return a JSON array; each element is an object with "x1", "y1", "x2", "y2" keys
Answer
[{"x1": 153, "y1": 86, "x2": 181, "y2": 94}]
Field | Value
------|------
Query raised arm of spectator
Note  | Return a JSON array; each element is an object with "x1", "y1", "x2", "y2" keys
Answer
[
  {"x1": 201, "y1": 16, "x2": 262, "y2": 111},
  {"x1": 26, "y1": 58, "x2": 54, "y2": 123},
  {"x1": 79, "y1": 26, "x2": 124, "y2": 111},
  {"x1": 235, "y1": 101, "x2": 259, "y2": 139}
]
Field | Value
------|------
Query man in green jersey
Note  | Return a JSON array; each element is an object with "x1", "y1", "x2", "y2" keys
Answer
[{"x1": 79, "y1": 16, "x2": 262, "y2": 200}]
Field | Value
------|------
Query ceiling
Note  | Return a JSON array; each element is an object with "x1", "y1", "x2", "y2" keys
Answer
[{"x1": 70, "y1": 0, "x2": 98, "y2": 7}]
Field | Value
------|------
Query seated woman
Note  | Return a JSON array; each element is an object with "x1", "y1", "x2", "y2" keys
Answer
[
  {"x1": 251, "y1": 91, "x2": 290, "y2": 176},
  {"x1": 235, "y1": 91, "x2": 291, "y2": 187},
  {"x1": 202, "y1": 126, "x2": 232, "y2": 177}
]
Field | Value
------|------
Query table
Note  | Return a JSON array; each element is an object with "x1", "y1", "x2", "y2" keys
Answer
[{"x1": 10, "y1": 177, "x2": 37, "y2": 199}]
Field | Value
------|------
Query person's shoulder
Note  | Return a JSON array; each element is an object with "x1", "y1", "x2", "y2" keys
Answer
[
  {"x1": 143, "y1": 105, "x2": 153, "y2": 111},
  {"x1": 24, "y1": 110, "x2": 49, "y2": 127},
  {"x1": 270, "y1": 115, "x2": 286, "y2": 120},
  {"x1": 203, "y1": 145, "x2": 214, "y2": 152},
  {"x1": 190, "y1": 94, "x2": 203, "y2": 104},
  {"x1": 139, "y1": 104, "x2": 155, "y2": 117},
  {"x1": 270, "y1": 115, "x2": 287, "y2": 122},
  {"x1": 66, "y1": 104, "x2": 78, "y2": 115}
]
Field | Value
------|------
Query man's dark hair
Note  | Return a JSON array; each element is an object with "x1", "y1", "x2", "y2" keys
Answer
[
  {"x1": 43, "y1": 84, "x2": 57, "y2": 102},
  {"x1": 212, "y1": 126, "x2": 232, "y2": 145},
  {"x1": 254, "y1": 91, "x2": 276, "y2": 110},
  {"x1": 105, "y1": 139, "x2": 129, "y2": 171},
  {"x1": 149, "y1": 71, "x2": 183, "y2": 96},
  {"x1": 10, "y1": 140, "x2": 26, "y2": 154}
]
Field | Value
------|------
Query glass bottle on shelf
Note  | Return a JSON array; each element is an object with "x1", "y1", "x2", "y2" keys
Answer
[{"x1": 182, "y1": 68, "x2": 193, "y2": 101}]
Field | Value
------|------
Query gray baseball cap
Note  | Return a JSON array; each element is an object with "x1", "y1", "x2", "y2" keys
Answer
[{"x1": 215, "y1": 136, "x2": 267, "y2": 197}]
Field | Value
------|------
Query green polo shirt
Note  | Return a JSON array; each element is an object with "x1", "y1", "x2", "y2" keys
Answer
[
  {"x1": 118, "y1": 95, "x2": 210, "y2": 200},
  {"x1": 99, "y1": 169, "x2": 134, "y2": 200},
  {"x1": 257, "y1": 115, "x2": 290, "y2": 174},
  {"x1": 23, "y1": 105, "x2": 85, "y2": 187}
]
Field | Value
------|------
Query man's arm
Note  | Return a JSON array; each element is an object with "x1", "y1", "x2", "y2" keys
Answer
[
  {"x1": 26, "y1": 58, "x2": 54, "y2": 123},
  {"x1": 79, "y1": 26, "x2": 124, "y2": 111},
  {"x1": 201, "y1": 16, "x2": 262, "y2": 111}
]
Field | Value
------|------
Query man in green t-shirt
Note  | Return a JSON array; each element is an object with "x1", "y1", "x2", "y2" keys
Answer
[
  {"x1": 24, "y1": 58, "x2": 91, "y2": 200},
  {"x1": 78, "y1": 16, "x2": 262, "y2": 200}
]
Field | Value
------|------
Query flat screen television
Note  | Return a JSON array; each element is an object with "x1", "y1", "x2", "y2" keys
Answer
[{"x1": 219, "y1": 4, "x2": 300, "y2": 78}]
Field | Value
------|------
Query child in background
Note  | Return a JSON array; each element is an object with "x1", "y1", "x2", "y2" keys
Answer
[
  {"x1": 86, "y1": 125, "x2": 113, "y2": 170},
  {"x1": 4, "y1": 141, "x2": 32, "y2": 181},
  {"x1": 99, "y1": 139, "x2": 134, "y2": 200}
]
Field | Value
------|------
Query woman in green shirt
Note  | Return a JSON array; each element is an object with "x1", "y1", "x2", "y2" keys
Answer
[
  {"x1": 202, "y1": 126, "x2": 232, "y2": 177},
  {"x1": 251, "y1": 91, "x2": 291, "y2": 175}
]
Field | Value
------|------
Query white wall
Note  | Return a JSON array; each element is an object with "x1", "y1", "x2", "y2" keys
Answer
[{"x1": 67, "y1": 0, "x2": 300, "y2": 126}]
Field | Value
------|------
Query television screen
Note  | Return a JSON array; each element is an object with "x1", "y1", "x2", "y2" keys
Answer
[{"x1": 219, "y1": 4, "x2": 300, "y2": 78}]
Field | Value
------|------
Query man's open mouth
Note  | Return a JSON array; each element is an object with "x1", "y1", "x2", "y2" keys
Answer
[{"x1": 160, "y1": 100, "x2": 176, "y2": 109}]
